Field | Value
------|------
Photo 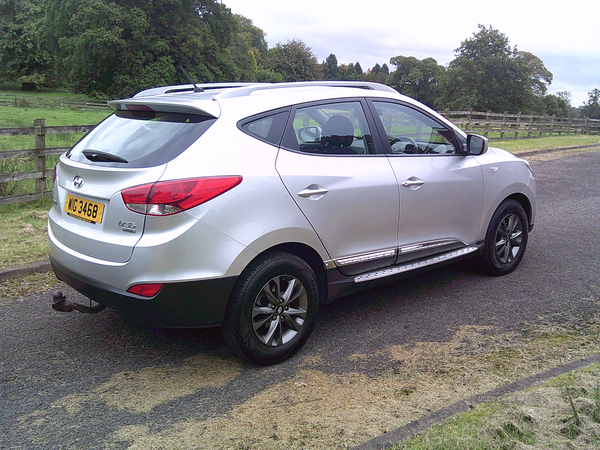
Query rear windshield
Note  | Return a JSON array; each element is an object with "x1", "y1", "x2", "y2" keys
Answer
[{"x1": 66, "y1": 110, "x2": 216, "y2": 168}]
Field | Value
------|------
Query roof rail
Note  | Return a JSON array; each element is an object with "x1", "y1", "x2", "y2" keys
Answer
[
  {"x1": 214, "y1": 81, "x2": 398, "y2": 99},
  {"x1": 133, "y1": 81, "x2": 397, "y2": 99},
  {"x1": 133, "y1": 83, "x2": 260, "y2": 98}
]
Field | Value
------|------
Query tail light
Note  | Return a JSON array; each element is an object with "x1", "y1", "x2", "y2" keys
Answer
[{"x1": 121, "y1": 176, "x2": 242, "y2": 216}]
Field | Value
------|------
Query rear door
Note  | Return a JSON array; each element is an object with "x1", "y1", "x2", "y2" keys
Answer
[{"x1": 276, "y1": 100, "x2": 400, "y2": 276}]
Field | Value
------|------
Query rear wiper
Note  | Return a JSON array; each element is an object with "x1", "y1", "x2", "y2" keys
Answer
[{"x1": 82, "y1": 149, "x2": 129, "y2": 163}]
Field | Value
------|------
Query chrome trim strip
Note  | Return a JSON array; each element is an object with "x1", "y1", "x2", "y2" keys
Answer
[
  {"x1": 335, "y1": 249, "x2": 397, "y2": 267},
  {"x1": 399, "y1": 239, "x2": 463, "y2": 254},
  {"x1": 354, "y1": 246, "x2": 479, "y2": 283}
]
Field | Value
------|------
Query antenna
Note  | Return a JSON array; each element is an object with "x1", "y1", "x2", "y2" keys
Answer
[{"x1": 178, "y1": 66, "x2": 203, "y2": 93}]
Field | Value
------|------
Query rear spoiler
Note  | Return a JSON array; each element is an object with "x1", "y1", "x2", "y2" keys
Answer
[{"x1": 107, "y1": 98, "x2": 220, "y2": 118}]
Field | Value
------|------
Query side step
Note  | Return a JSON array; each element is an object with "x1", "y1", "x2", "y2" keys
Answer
[{"x1": 354, "y1": 246, "x2": 479, "y2": 283}]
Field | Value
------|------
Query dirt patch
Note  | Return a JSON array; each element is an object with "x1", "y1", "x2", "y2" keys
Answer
[
  {"x1": 0, "y1": 272, "x2": 59, "y2": 305},
  {"x1": 16, "y1": 355, "x2": 243, "y2": 435},
  {"x1": 102, "y1": 320, "x2": 600, "y2": 449}
]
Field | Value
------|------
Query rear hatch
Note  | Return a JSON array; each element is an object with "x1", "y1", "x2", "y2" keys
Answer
[{"x1": 49, "y1": 101, "x2": 217, "y2": 263}]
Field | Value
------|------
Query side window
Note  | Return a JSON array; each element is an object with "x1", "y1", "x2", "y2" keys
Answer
[
  {"x1": 285, "y1": 101, "x2": 375, "y2": 155},
  {"x1": 373, "y1": 102, "x2": 458, "y2": 155},
  {"x1": 239, "y1": 110, "x2": 289, "y2": 146}
]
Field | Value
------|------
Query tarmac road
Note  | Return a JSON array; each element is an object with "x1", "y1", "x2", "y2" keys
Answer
[{"x1": 1, "y1": 148, "x2": 599, "y2": 449}]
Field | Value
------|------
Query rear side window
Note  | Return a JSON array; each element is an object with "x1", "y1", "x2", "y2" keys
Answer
[
  {"x1": 66, "y1": 110, "x2": 216, "y2": 168},
  {"x1": 239, "y1": 110, "x2": 289, "y2": 146}
]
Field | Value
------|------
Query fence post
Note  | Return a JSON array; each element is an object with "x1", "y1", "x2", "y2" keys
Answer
[
  {"x1": 34, "y1": 119, "x2": 46, "y2": 195},
  {"x1": 465, "y1": 111, "x2": 471, "y2": 133}
]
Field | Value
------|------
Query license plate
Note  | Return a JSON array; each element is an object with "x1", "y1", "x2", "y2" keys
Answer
[{"x1": 65, "y1": 194, "x2": 105, "y2": 224}]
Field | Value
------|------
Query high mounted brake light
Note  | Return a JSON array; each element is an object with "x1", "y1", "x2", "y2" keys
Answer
[{"x1": 121, "y1": 176, "x2": 242, "y2": 216}]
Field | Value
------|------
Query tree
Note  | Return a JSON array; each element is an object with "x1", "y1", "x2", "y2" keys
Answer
[
  {"x1": 387, "y1": 55, "x2": 444, "y2": 107},
  {"x1": 543, "y1": 93, "x2": 570, "y2": 117},
  {"x1": 265, "y1": 38, "x2": 321, "y2": 82},
  {"x1": 581, "y1": 89, "x2": 600, "y2": 119},
  {"x1": 228, "y1": 15, "x2": 268, "y2": 81},
  {"x1": 0, "y1": 0, "x2": 54, "y2": 89},
  {"x1": 354, "y1": 62, "x2": 363, "y2": 77},
  {"x1": 45, "y1": 0, "x2": 240, "y2": 98},
  {"x1": 364, "y1": 63, "x2": 389, "y2": 84},
  {"x1": 322, "y1": 54, "x2": 339, "y2": 80},
  {"x1": 439, "y1": 25, "x2": 553, "y2": 113},
  {"x1": 339, "y1": 63, "x2": 358, "y2": 80}
]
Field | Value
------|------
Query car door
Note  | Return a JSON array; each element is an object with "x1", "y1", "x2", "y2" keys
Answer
[
  {"x1": 370, "y1": 100, "x2": 484, "y2": 262},
  {"x1": 276, "y1": 100, "x2": 400, "y2": 276}
]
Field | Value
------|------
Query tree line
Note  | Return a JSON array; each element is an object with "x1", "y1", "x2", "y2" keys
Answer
[{"x1": 1, "y1": 0, "x2": 599, "y2": 119}]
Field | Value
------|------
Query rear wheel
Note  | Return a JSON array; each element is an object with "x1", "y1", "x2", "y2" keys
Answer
[
  {"x1": 221, "y1": 252, "x2": 319, "y2": 365},
  {"x1": 481, "y1": 199, "x2": 529, "y2": 276}
]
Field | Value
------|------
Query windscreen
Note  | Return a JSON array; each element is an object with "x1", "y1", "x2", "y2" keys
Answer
[{"x1": 66, "y1": 110, "x2": 216, "y2": 168}]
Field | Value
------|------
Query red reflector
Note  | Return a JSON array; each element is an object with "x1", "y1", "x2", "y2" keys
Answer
[
  {"x1": 121, "y1": 176, "x2": 242, "y2": 216},
  {"x1": 127, "y1": 283, "x2": 165, "y2": 297}
]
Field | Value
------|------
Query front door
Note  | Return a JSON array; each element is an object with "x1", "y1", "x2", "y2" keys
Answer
[{"x1": 276, "y1": 100, "x2": 400, "y2": 276}]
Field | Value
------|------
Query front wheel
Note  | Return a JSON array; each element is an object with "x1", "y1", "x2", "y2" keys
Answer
[
  {"x1": 221, "y1": 252, "x2": 319, "y2": 365},
  {"x1": 480, "y1": 199, "x2": 529, "y2": 276}
]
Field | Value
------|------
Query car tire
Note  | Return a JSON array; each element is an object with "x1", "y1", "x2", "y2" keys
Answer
[
  {"x1": 481, "y1": 199, "x2": 529, "y2": 276},
  {"x1": 221, "y1": 252, "x2": 319, "y2": 365}
]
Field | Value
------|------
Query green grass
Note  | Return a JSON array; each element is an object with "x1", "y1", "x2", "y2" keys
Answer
[
  {"x1": 394, "y1": 401, "x2": 537, "y2": 450},
  {"x1": 492, "y1": 135, "x2": 600, "y2": 153},
  {"x1": 0, "y1": 88, "x2": 92, "y2": 100},
  {"x1": 0, "y1": 105, "x2": 110, "y2": 128},
  {"x1": 0, "y1": 197, "x2": 54, "y2": 269},
  {"x1": 394, "y1": 364, "x2": 600, "y2": 450}
]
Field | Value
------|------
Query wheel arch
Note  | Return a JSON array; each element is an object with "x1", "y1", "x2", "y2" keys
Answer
[
  {"x1": 505, "y1": 192, "x2": 533, "y2": 230},
  {"x1": 245, "y1": 243, "x2": 328, "y2": 304}
]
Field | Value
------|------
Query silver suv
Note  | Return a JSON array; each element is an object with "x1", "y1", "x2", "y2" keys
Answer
[{"x1": 49, "y1": 81, "x2": 535, "y2": 364}]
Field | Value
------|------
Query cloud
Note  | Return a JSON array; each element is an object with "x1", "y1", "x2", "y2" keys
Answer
[{"x1": 224, "y1": 0, "x2": 600, "y2": 107}]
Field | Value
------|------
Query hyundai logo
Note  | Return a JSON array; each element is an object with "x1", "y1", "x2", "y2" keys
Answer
[{"x1": 73, "y1": 176, "x2": 84, "y2": 189}]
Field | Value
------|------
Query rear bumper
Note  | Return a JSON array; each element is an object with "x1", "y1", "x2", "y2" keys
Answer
[{"x1": 51, "y1": 257, "x2": 237, "y2": 328}]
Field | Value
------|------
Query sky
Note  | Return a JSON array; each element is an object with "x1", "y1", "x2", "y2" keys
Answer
[{"x1": 222, "y1": 0, "x2": 599, "y2": 108}]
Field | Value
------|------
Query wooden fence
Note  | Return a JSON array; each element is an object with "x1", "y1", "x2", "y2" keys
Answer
[
  {"x1": 1, "y1": 112, "x2": 599, "y2": 205},
  {"x1": 0, "y1": 93, "x2": 108, "y2": 111},
  {"x1": 440, "y1": 110, "x2": 600, "y2": 139},
  {"x1": 0, "y1": 119, "x2": 95, "y2": 205}
]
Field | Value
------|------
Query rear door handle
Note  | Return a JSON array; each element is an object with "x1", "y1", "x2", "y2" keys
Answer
[{"x1": 298, "y1": 184, "x2": 329, "y2": 200}]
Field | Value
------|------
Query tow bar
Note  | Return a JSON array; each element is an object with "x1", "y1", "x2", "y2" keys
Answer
[{"x1": 52, "y1": 291, "x2": 106, "y2": 314}]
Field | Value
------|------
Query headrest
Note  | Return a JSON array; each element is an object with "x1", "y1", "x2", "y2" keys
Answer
[{"x1": 321, "y1": 115, "x2": 354, "y2": 147}]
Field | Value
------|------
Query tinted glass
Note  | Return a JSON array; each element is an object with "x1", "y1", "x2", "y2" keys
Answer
[
  {"x1": 239, "y1": 110, "x2": 289, "y2": 146},
  {"x1": 373, "y1": 102, "x2": 457, "y2": 155},
  {"x1": 67, "y1": 111, "x2": 216, "y2": 168},
  {"x1": 284, "y1": 101, "x2": 375, "y2": 155}
]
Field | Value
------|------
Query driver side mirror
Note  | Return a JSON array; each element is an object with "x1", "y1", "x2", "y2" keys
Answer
[{"x1": 466, "y1": 134, "x2": 488, "y2": 155}]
